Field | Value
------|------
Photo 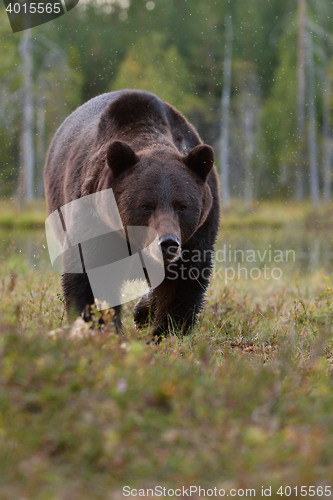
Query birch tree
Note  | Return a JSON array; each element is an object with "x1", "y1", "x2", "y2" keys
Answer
[
  {"x1": 36, "y1": 82, "x2": 46, "y2": 198},
  {"x1": 220, "y1": 16, "x2": 233, "y2": 208},
  {"x1": 243, "y1": 95, "x2": 255, "y2": 207},
  {"x1": 19, "y1": 29, "x2": 35, "y2": 201},
  {"x1": 296, "y1": 0, "x2": 306, "y2": 200},
  {"x1": 322, "y1": 70, "x2": 332, "y2": 203},
  {"x1": 306, "y1": 30, "x2": 320, "y2": 207}
]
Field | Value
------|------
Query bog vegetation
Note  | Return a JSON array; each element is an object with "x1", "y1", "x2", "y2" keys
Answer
[
  {"x1": 1, "y1": 0, "x2": 333, "y2": 497},
  {"x1": 0, "y1": 202, "x2": 333, "y2": 498}
]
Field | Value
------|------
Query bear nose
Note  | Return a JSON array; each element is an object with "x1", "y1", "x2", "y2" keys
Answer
[{"x1": 159, "y1": 234, "x2": 180, "y2": 258}]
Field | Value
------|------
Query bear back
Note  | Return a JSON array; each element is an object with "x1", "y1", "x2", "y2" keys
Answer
[{"x1": 44, "y1": 90, "x2": 207, "y2": 212}]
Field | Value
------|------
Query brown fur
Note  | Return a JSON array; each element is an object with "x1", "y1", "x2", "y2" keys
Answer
[{"x1": 44, "y1": 90, "x2": 220, "y2": 340}]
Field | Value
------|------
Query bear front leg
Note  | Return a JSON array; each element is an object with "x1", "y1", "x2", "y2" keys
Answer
[
  {"x1": 133, "y1": 289, "x2": 156, "y2": 328},
  {"x1": 149, "y1": 272, "x2": 209, "y2": 342},
  {"x1": 61, "y1": 272, "x2": 122, "y2": 333},
  {"x1": 62, "y1": 272, "x2": 94, "y2": 321}
]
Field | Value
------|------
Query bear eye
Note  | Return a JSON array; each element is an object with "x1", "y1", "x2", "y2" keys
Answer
[
  {"x1": 141, "y1": 203, "x2": 154, "y2": 212},
  {"x1": 178, "y1": 204, "x2": 187, "y2": 212}
]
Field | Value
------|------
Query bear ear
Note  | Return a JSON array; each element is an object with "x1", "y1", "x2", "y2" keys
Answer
[
  {"x1": 106, "y1": 140, "x2": 139, "y2": 177},
  {"x1": 183, "y1": 144, "x2": 215, "y2": 182}
]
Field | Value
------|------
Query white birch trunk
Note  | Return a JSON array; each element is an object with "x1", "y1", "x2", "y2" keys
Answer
[
  {"x1": 220, "y1": 16, "x2": 233, "y2": 208},
  {"x1": 307, "y1": 31, "x2": 320, "y2": 207},
  {"x1": 21, "y1": 29, "x2": 35, "y2": 201},
  {"x1": 36, "y1": 83, "x2": 46, "y2": 198},
  {"x1": 244, "y1": 100, "x2": 255, "y2": 207},
  {"x1": 323, "y1": 72, "x2": 331, "y2": 203},
  {"x1": 296, "y1": 0, "x2": 306, "y2": 200}
]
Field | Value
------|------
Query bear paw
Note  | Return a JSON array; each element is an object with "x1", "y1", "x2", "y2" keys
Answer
[{"x1": 134, "y1": 291, "x2": 154, "y2": 328}]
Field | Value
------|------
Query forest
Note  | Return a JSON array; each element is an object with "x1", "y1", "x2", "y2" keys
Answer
[
  {"x1": 1, "y1": 0, "x2": 332, "y2": 205},
  {"x1": 2, "y1": 2, "x2": 333, "y2": 497}
]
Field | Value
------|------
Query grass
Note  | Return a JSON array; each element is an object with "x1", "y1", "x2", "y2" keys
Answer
[
  {"x1": 0, "y1": 198, "x2": 46, "y2": 229},
  {"x1": 1, "y1": 202, "x2": 333, "y2": 499},
  {"x1": 219, "y1": 199, "x2": 333, "y2": 229},
  {"x1": 1, "y1": 197, "x2": 333, "y2": 230}
]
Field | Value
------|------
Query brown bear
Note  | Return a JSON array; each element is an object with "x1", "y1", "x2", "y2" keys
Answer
[{"x1": 44, "y1": 90, "x2": 220, "y2": 341}]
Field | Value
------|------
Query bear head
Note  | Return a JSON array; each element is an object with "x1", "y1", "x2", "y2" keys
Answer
[{"x1": 105, "y1": 140, "x2": 214, "y2": 264}]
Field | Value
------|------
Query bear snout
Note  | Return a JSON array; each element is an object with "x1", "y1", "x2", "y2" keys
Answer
[{"x1": 158, "y1": 234, "x2": 181, "y2": 263}]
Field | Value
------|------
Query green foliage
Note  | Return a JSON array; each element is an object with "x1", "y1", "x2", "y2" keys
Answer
[
  {"x1": 111, "y1": 32, "x2": 206, "y2": 119},
  {"x1": 261, "y1": 6, "x2": 333, "y2": 196},
  {"x1": 1, "y1": 0, "x2": 333, "y2": 199},
  {"x1": 0, "y1": 9, "x2": 83, "y2": 196},
  {"x1": 0, "y1": 11, "x2": 21, "y2": 196},
  {"x1": 261, "y1": 24, "x2": 299, "y2": 183}
]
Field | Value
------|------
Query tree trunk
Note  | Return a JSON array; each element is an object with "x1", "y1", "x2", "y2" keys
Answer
[
  {"x1": 36, "y1": 82, "x2": 46, "y2": 198},
  {"x1": 244, "y1": 96, "x2": 255, "y2": 207},
  {"x1": 296, "y1": 0, "x2": 306, "y2": 200},
  {"x1": 307, "y1": 31, "x2": 320, "y2": 207},
  {"x1": 323, "y1": 71, "x2": 331, "y2": 203},
  {"x1": 220, "y1": 16, "x2": 233, "y2": 208},
  {"x1": 20, "y1": 29, "x2": 35, "y2": 201}
]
